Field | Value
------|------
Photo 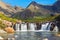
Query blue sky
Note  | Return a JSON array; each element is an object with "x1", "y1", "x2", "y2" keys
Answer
[{"x1": 2, "y1": 0, "x2": 57, "y2": 8}]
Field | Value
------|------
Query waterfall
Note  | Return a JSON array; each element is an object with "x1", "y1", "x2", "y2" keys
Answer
[
  {"x1": 47, "y1": 23, "x2": 52, "y2": 31},
  {"x1": 29, "y1": 23, "x2": 36, "y2": 31},
  {"x1": 41, "y1": 22, "x2": 51, "y2": 31},
  {"x1": 15, "y1": 22, "x2": 55, "y2": 32},
  {"x1": 53, "y1": 26, "x2": 58, "y2": 32},
  {"x1": 21, "y1": 23, "x2": 27, "y2": 31},
  {"x1": 41, "y1": 23, "x2": 47, "y2": 30},
  {"x1": 15, "y1": 24, "x2": 20, "y2": 31}
]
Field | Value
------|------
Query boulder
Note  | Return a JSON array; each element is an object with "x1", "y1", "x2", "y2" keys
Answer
[{"x1": 5, "y1": 27, "x2": 14, "y2": 33}]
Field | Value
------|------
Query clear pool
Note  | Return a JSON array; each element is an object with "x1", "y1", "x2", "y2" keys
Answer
[{"x1": 0, "y1": 31, "x2": 60, "y2": 40}]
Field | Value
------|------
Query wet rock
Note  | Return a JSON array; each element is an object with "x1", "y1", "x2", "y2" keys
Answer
[
  {"x1": 36, "y1": 23, "x2": 41, "y2": 30},
  {"x1": 50, "y1": 23, "x2": 55, "y2": 31}
]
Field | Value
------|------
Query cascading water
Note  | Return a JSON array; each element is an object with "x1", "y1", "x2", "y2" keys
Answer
[
  {"x1": 21, "y1": 23, "x2": 27, "y2": 31},
  {"x1": 29, "y1": 23, "x2": 36, "y2": 31},
  {"x1": 15, "y1": 22, "x2": 58, "y2": 32},
  {"x1": 46, "y1": 22, "x2": 52, "y2": 31},
  {"x1": 40, "y1": 22, "x2": 51, "y2": 31},
  {"x1": 53, "y1": 26, "x2": 58, "y2": 32},
  {"x1": 15, "y1": 23, "x2": 20, "y2": 31},
  {"x1": 41, "y1": 23, "x2": 47, "y2": 30}
]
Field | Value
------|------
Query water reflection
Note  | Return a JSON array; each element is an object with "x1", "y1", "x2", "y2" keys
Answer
[
  {"x1": 13, "y1": 32, "x2": 60, "y2": 40},
  {"x1": 0, "y1": 32, "x2": 60, "y2": 40}
]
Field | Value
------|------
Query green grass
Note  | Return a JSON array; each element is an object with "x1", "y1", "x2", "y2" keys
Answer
[
  {"x1": 0, "y1": 13, "x2": 17, "y2": 23},
  {"x1": 0, "y1": 13, "x2": 18, "y2": 29},
  {"x1": 0, "y1": 12, "x2": 59, "y2": 23},
  {"x1": 22, "y1": 15, "x2": 59, "y2": 22}
]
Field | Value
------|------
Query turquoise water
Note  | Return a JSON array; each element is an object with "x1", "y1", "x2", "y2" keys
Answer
[{"x1": 1, "y1": 31, "x2": 60, "y2": 40}]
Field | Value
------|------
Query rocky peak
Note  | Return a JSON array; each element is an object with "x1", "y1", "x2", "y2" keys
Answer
[
  {"x1": 0, "y1": 1, "x2": 16, "y2": 12},
  {"x1": 53, "y1": 0, "x2": 60, "y2": 6},
  {"x1": 27, "y1": 1, "x2": 38, "y2": 8},
  {"x1": 0, "y1": 1, "x2": 8, "y2": 9},
  {"x1": 14, "y1": 6, "x2": 24, "y2": 12},
  {"x1": 30, "y1": 1, "x2": 37, "y2": 5}
]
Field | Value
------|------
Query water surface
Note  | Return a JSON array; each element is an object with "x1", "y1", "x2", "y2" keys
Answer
[
  {"x1": 14, "y1": 31, "x2": 60, "y2": 40},
  {"x1": 0, "y1": 31, "x2": 60, "y2": 40}
]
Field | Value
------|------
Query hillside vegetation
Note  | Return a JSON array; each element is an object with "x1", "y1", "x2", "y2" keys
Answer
[
  {"x1": 0, "y1": 12, "x2": 17, "y2": 23},
  {"x1": 0, "y1": 12, "x2": 18, "y2": 29}
]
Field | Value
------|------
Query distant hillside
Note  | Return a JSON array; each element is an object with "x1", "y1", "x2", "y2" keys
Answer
[
  {"x1": 27, "y1": 1, "x2": 52, "y2": 15},
  {"x1": 0, "y1": 12, "x2": 17, "y2": 23},
  {"x1": 52, "y1": 0, "x2": 60, "y2": 13},
  {"x1": 0, "y1": 1, "x2": 60, "y2": 20},
  {"x1": 0, "y1": 1, "x2": 24, "y2": 17},
  {"x1": 13, "y1": 1, "x2": 53, "y2": 19}
]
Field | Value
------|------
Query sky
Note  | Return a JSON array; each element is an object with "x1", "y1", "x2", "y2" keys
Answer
[{"x1": 1, "y1": 0, "x2": 57, "y2": 8}]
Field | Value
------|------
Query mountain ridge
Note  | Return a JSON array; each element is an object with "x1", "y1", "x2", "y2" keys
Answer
[{"x1": 0, "y1": 1, "x2": 60, "y2": 19}]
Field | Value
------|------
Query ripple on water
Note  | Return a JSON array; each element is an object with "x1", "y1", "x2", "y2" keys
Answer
[{"x1": 0, "y1": 32, "x2": 60, "y2": 40}]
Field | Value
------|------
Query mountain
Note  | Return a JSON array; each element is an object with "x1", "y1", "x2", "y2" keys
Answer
[
  {"x1": 0, "y1": 1, "x2": 60, "y2": 19},
  {"x1": 27, "y1": 1, "x2": 60, "y2": 15},
  {"x1": 0, "y1": 1, "x2": 24, "y2": 17},
  {"x1": 14, "y1": 6, "x2": 24, "y2": 12},
  {"x1": 27, "y1": 1, "x2": 53, "y2": 15},
  {"x1": 13, "y1": 1, "x2": 60, "y2": 19},
  {"x1": 0, "y1": 1, "x2": 16, "y2": 12},
  {"x1": 52, "y1": 0, "x2": 60, "y2": 13},
  {"x1": 13, "y1": 1, "x2": 53, "y2": 19}
]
